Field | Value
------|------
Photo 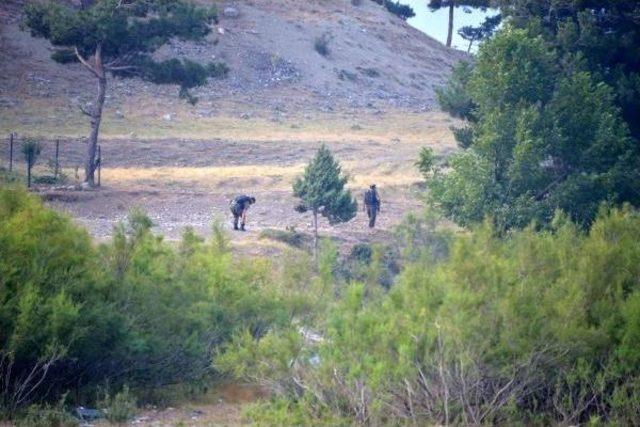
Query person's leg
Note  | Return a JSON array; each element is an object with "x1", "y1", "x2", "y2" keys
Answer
[
  {"x1": 366, "y1": 206, "x2": 374, "y2": 228},
  {"x1": 240, "y1": 210, "x2": 247, "y2": 231},
  {"x1": 233, "y1": 213, "x2": 239, "y2": 230}
]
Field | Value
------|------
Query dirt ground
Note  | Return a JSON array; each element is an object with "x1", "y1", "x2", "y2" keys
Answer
[{"x1": 22, "y1": 112, "x2": 458, "y2": 255}]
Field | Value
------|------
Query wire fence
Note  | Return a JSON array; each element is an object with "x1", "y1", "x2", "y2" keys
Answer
[{"x1": 2, "y1": 133, "x2": 102, "y2": 187}]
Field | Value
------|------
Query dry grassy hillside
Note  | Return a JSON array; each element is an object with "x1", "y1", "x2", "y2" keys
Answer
[
  {"x1": 0, "y1": 0, "x2": 463, "y2": 254},
  {"x1": 0, "y1": 0, "x2": 466, "y2": 128}
]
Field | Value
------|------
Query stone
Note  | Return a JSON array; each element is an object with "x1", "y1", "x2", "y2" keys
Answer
[{"x1": 223, "y1": 6, "x2": 240, "y2": 18}]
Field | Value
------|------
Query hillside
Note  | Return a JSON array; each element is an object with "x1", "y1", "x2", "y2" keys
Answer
[
  {"x1": 0, "y1": 0, "x2": 465, "y2": 124},
  {"x1": 0, "y1": 0, "x2": 463, "y2": 253}
]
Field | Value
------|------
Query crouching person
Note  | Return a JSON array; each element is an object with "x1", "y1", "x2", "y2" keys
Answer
[{"x1": 230, "y1": 195, "x2": 256, "y2": 231}]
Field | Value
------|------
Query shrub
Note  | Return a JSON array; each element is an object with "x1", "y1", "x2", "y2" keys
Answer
[
  {"x1": 15, "y1": 396, "x2": 77, "y2": 427},
  {"x1": 260, "y1": 227, "x2": 310, "y2": 249},
  {"x1": 314, "y1": 34, "x2": 331, "y2": 57},
  {"x1": 101, "y1": 386, "x2": 137, "y2": 424},
  {"x1": 415, "y1": 146, "x2": 436, "y2": 179},
  {"x1": 217, "y1": 206, "x2": 640, "y2": 425},
  {"x1": 0, "y1": 185, "x2": 288, "y2": 414},
  {"x1": 369, "y1": 0, "x2": 415, "y2": 20}
]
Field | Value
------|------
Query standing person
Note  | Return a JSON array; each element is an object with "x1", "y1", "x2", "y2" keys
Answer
[
  {"x1": 230, "y1": 195, "x2": 256, "y2": 231},
  {"x1": 363, "y1": 184, "x2": 381, "y2": 228}
]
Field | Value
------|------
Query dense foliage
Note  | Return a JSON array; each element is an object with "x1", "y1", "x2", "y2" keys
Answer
[
  {"x1": 0, "y1": 185, "x2": 286, "y2": 417},
  {"x1": 217, "y1": 207, "x2": 640, "y2": 425},
  {"x1": 432, "y1": 21, "x2": 640, "y2": 230}
]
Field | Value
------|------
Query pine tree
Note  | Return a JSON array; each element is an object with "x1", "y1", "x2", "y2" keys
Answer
[
  {"x1": 23, "y1": 0, "x2": 228, "y2": 187},
  {"x1": 428, "y1": 0, "x2": 490, "y2": 48},
  {"x1": 293, "y1": 145, "x2": 357, "y2": 260}
]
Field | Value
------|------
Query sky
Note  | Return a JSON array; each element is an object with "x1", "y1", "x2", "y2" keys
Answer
[{"x1": 399, "y1": 1, "x2": 499, "y2": 52}]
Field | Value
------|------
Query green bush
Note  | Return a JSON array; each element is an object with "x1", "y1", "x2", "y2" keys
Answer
[
  {"x1": 217, "y1": 206, "x2": 640, "y2": 425},
  {"x1": 101, "y1": 386, "x2": 136, "y2": 423},
  {"x1": 0, "y1": 185, "x2": 288, "y2": 415},
  {"x1": 369, "y1": 0, "x2": 415, "y2": 20},
  {"x1": 15, "y1": 396, "x2": 77, "y2": 427}
]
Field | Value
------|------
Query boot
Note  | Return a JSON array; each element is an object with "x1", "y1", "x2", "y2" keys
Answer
[{"x1": 240, "y1": 223, "x2": 246, "y2": 231}]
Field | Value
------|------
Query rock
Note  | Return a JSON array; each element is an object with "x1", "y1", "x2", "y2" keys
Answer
[
  {"x1": 223, "y1": 6, "x2": 240, "y2": 18},
  {"x1": 163, "y1": 113, "x2": 174, "y2": 121},
  {"x1": 240, "y1": 112, "x2": 250, "y2": 119},
  {"x1": 217, "y1": 26, "x2": 225, "y2": 35},
  {"x1": 74, "y1": 406, "x2": 104, "y2": 421},
  {"x1": 114, "y1": 110, "x2": 125, "y2": 119}
]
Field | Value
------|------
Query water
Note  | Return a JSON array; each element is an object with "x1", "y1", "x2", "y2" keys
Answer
[{"x1": 399, "y1": 1, "x2": 499, "y2": 52}]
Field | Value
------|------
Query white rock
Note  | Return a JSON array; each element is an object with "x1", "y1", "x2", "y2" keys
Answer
[{"x1": 223, "y1": 6, "x2": 240, "y2": 18}]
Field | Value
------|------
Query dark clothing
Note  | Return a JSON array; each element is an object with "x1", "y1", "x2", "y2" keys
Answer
[
  {"x1": 231, "y1": 195, "x2": 253, "y2": 213},
  {"x1": 364, "y1": 189, "x2": 381, "y2": 228},
  {"x1": 364, "y1": 189, "x2": 380, "y2": 208},
  {"x1": 230, "y1": 195, "x2": 252, "y2": 230},
  {"x1": 366, "y1": 205, "x2": 378, "y2": 228}
]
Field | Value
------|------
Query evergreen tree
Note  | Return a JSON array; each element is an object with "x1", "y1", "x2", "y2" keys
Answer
[
  {"x1": 458, "y1": 13, "x2": 501, "y2": 52},
  {"x1": 293, "y1": 145, "x2": 357, "y2": 260},
  {"x1": 494, "y1": 0, "x2": 640, "y2": 141},
  {"x1": 431, "y1": 28, "x2": 640, "y2": 229},
  {"x1": 428, "y1": 0, "x2": 490, "y2": 48},
  {"x1": 23, "y1": 0, "x2": 228, "y2": 187}
]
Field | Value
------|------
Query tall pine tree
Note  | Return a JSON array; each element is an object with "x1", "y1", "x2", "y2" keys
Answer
[
  {"x1": 293, "y1": 145, "x2": 357, "y2": 260},
  {"x1": 428, "y1": 0, "x2": 490, "y2": 48},
  {"x1": 23, "y1": 0, "x2": 227, "y2": 187}
]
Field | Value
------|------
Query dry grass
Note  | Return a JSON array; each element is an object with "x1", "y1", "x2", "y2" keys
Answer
[{"x1": 1, "y1": 98, "x2": 458, "y2": 145}]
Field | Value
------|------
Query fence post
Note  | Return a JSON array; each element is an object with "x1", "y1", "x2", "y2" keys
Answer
[
  {"x1": 55, "y1": 139, "x2": 60, "y2": 179},
  {"x1": 97, "y1": 144, "x2": 101, "y2": 187},
  {"x1": 27, "y1": 151, "x2": 32, "y2": 188},
  {"x1": 9, "y1": 132, "x2": 14, "y2": 172}
]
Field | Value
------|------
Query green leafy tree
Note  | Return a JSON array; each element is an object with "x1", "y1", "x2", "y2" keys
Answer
[
  {"x1": 432, "y1": 27, "x2": 640, "y2": 229},
  {"x1": 293, "y1": 145, "x2": 357, "y2": 260},
  {"x1": 428, "y1": 0, "x2": 490, "y2": 48},
  {"x1": 23, "y1": 0, "x2": 227, "y2": 187}
]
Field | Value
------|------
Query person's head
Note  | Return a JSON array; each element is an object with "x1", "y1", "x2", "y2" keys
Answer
[
  {"x1": 250, "y1": 197, "x2": 256, "y2": 204},
  {"x1": 370, "y1": 184, "x2": 376, "y2": 190}
]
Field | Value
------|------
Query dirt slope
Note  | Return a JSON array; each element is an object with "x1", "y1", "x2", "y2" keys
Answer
[{"x1": 0, "y1": 0, "x2": 466, "y2": 122}]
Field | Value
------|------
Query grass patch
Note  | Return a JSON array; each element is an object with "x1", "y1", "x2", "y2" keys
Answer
[{"x1": 259, "y1": 227, "x2": 311, "y2": 249}]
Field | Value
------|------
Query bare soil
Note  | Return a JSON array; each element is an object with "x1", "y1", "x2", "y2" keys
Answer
[{"x1": 32, "y1": 113, "x2": 457, "y2": 254}]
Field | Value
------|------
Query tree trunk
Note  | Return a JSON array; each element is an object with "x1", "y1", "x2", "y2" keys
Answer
[
  {"x1": 313, "y1": 209, "x2": 318, "y2": 264},
  {"x1": 85, "y1": 75, "x2": 106, "y2": 187},
  {"x1": 446, "y1": 2, "x2": 455, "y2": 48},
  {"x1": 467, "y1": 38, "x2": 474, "y2": 53}
]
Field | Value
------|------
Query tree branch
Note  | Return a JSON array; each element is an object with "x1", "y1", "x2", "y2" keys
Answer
[
  {"x1": 74, "y1": 47, "x2": 100, "y2": 78},
  {"x1": 79, "y1": 104, "x2": 94, "y2": 117}
]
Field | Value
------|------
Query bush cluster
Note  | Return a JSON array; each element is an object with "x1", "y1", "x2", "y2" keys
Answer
[
  {"x1": 0, "y1": 186, "x2": 287, "y2": 417},
  {"x1": 217, "y1": 207, "x2": 640, "y2": 425}
]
